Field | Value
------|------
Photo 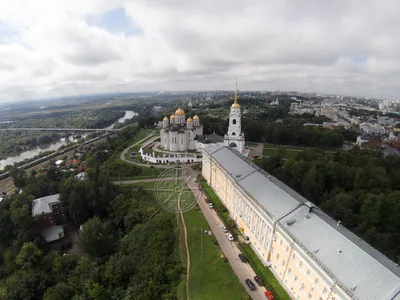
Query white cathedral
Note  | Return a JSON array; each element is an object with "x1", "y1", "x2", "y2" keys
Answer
[
  {"x1": 159, "y1": 84, "x2": 245, "y2": 154},
  {"x1": 160, "y1": 108, "x2": 203, "y2": 152}
]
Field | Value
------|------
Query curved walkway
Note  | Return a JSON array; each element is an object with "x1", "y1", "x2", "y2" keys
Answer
[{"x1": 120, "y1": 131, "x2": 169, "y2": 169}]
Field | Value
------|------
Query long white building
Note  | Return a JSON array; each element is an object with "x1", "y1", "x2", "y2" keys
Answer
[{"x1": 202, "y1": 144, "x2": 400, "y2": 300}]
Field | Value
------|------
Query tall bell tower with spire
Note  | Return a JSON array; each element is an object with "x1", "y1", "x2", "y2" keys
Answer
[{"x1": 224, "y1": 82, "x2": 245, "y2": 154}]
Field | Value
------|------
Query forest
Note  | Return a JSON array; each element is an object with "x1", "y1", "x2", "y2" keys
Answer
[
  {"x1": 256, "y1": 148, "x2": 400, "y2": 263},
  {"x1": 0, "y1": 127, "x2": 182, "y2": 299}
]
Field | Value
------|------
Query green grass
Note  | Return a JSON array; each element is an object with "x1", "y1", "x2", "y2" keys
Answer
[
  {"x1": 133, "y1": 181, "x2": 248, "y2": 299},
  {"x1": 238, "y1": 244, "x2": 291, "y2": 300},
  {"x1": 263, "y1": 144, "x2": 337, "y2": 158},
  {"x1": 184, "y1": 208, "x2": 248, "y2": 300}
]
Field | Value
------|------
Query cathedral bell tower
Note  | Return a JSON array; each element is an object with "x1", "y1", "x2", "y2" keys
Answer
[{"x1": 224, "y1": 82, "x2": 245, "y2": 153}]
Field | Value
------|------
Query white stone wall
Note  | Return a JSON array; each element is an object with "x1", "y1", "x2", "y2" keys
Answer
[
  {"x1": 178, "y1": 132, "x2": 187, "y2": 151},
  {"x1": 169, "y1": 131, "x2": 179, "y2": 151},
  {"x1": 141, "y1": 152, "x2": 202, "y2": 164}
]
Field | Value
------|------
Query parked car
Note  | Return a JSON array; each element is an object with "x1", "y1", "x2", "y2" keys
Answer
[
  {"x1": 245, "y1": 279, "x2": 256, "y2": 291},
  {"x1": 208, "y1": 203, "x2": 214, "y2": 209},
  {"x1": 264, "y1": 290, "x2": 274, "y2": 299},
  {"x1": 222, "y1": 226, "x2": 228, "y2": 232},
  {"x1": 238, "y1": 253, "x2": 247, "y2": 263},
  {"x1": 254, "y1": 275, "x2": 264, "y2": 286},
  {"x1": 226, "y1": 233, "x2": 234, "y2": 241}
]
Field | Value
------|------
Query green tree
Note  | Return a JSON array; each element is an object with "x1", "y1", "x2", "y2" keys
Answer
[
  {"x1": 16, "y1": 242, "x2": 43, "y2": 270},
  {"x1": 43, "y1": 283, "x2": 73, "y2": 300},
  {"x1": 78, "y1": 217, "x2": 113, "y2": 257}
]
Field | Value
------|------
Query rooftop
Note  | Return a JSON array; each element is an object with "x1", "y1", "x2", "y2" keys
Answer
[
  {"x1": 32, "y1": 194, "x2": 61, "y2": 216},
  {"x1": 41, "y1": 225, "x2": 64, "y2": 243},
  {"x1": 204, "y1": 145, "x2": 400, "y2": 300}
]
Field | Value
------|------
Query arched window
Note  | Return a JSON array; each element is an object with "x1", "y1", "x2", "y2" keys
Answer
[
  {"x1": 232, "y1": 119, "x2": 237, "y2": 125},
  {"x1": 232, "y1": 132, "x2": 236, "y2": 136}
]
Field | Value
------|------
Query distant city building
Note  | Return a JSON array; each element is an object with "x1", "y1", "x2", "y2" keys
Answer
[{"x1": 359, "y1": 122, "x2": 386, "y2": 135}]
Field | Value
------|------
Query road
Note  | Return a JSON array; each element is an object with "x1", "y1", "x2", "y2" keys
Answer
[{"x1": 186, "y1": 175, "x2": 268, "y2": 300}]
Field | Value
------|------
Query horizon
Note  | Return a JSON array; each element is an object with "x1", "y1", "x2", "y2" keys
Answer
[{"x1": 1, "y1": 1, "x2": 400, "y2": 102}]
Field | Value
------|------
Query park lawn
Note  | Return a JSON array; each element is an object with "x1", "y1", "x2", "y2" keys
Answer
[
  {"x1": 184, "y1": 208, "x2": 248, "y2": 300},
  {"x1": 263, "y1": 147, "x2": 301, "y2": 158},
  {"x1": 130, "y1": 181, "x2": 247, "y2": 299},
  {"x1": 238, "y1": 243, "x2": 291, "y2": 300},
  {"x1": 263, "y1": 144, "x2": 337, "y2": 158}
]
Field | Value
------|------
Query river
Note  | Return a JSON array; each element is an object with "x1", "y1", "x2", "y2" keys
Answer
[
  {"x1": 105, "y1": 110, "x2": 138, "y2": 130},
  {"x1": 0, "y1": 110, "x2": 137, "y2": 170}
]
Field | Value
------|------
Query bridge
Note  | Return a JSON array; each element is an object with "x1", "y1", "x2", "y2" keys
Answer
[{"x1": 0, "y1": 127, "x2": 121, "y2": 132}]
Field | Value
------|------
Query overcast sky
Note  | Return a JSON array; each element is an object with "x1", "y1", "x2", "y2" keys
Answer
[{"x1": 0, "y1": 0, "x2": 400, "y2": 102}]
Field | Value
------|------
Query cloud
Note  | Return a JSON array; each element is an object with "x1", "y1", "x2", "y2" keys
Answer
[{"x1": 0, "y1": 0, "x2": 400, "y2": 101}]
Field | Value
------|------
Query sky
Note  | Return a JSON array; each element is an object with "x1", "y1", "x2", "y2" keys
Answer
[{"x1": 0, "y1": 0, "x2": 400, "y2": 102}]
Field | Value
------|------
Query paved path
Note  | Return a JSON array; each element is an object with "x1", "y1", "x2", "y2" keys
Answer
[
  {"x1": 186, "y1": 175, "x2": 268, "y2": 300},
  {"x1": 248, "y1": 142, "x2": 264, "y2": 159},
  {"x1": 112, "y1": 177, "x2": 174, "y2": 185},
  {"x1": 119, "y1": 131, "x2": 169, "y2": 169}
]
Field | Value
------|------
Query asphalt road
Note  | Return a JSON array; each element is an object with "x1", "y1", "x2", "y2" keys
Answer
[{"x1": 186, "y1": 175, "x2": 268, "y2": 300}]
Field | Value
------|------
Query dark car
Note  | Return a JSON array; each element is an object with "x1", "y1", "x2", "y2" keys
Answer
[
  {"x1": 238, "y1": 253, "x2": 247, "y2": 263},
  {"x1": 245, "y1": 279, "x2": 256, "y2": 291},
  {"x1": 254, "y1": 275, "x2": 264, "y2": 286}
]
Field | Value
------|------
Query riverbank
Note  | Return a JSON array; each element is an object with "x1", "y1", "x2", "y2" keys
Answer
[{"x1": 0, "y1": 110, "x2": 136, "y2": 171}]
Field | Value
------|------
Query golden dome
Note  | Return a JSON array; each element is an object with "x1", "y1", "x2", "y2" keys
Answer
[
  {"x1": 232, "y1": 81, "x2": 240, "y2": 108},
  {"x1": 175, "y1": 108, "x2": 185, "y2": 116},
  {"x1": 163, "y1": 116, "x2": 168, "y2": 121},
  {"x1": 170, "y1": 114, "x2": 175, "y2": 119},
  {"x1": 193, "y1": 115, "x2": 199, "y2": 120},
  {"x1": 187, "y1": 117, "x2": 193, "y2": 122},
  {"x1": 231, "y1": 102, "x2": 240, "y2": 108}
]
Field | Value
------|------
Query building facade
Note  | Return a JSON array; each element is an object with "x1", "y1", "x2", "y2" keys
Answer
[
  {"x1": 224, "y1": 83, "x2": 245, "y2": 154},
  {"x1": 202, "y1": 144, "x2": 400, "y2": 300},
  {"x1": 160, "y1": 108, "x2": 203, "y2": 152}
]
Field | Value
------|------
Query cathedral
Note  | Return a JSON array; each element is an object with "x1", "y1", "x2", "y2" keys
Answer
[
  {"x1": 159, "y1": 83, "x2": 245, "y2": 154},
  {"x1": 160, "y1": 108, "x2": 203, "y2": 151}
]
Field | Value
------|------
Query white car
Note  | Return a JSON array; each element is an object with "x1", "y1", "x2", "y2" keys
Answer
[
  {"x1": 209, "y1": 203, "x2": 214, "y2": 209},
  {"x1": 222, "y1": 226, "x2": 228, "y2": 233},
  {"x1": 226, "y1": 233, "x2": 234, "y2": 241}
]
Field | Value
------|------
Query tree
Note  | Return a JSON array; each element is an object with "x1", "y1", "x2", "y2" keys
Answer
[
  {"x1": 10, "y1": 167, "x2": 27, "y2": 189},
  {"x1": 15, "y1": 242, "x2": 43, "y2": 270},
  {"x1": 78, "y1": 217, "x2": 113, "y2": 257},
  {"x1": 43, "y1": 283, "x2": 73, "y2": 300}
]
